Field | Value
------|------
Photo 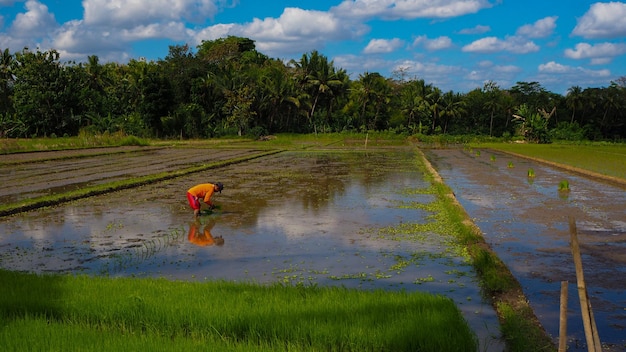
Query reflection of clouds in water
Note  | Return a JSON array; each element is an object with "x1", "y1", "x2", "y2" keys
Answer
[
  {"x1": 256, "y1": 205, "x2": 353, "y2": 240},
  {"x1": 0, "y1": 203, "x2": 187, "y2": 272}
]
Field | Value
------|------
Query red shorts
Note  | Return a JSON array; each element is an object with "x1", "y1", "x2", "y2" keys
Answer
[{"x1": 187, "y1": 192, "x2": 201, "y2": 210}]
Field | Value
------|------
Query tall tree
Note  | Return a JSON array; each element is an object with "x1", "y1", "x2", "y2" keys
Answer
[
  {"x1": 399, "y1": 78, "x2": 431, "y2": 134},
  {"x1": 427, "y1": 86, "x2": 443, "y2": 132},
  {"x1": 440, "y1": 91, "x2": 466, "y2": 134},
  {"x1": 566, "y1": 85, "x2": 583, "y2": 124},
  {"x1": 258, "y1": 61, "x2": 299, "y2": 133},
  {"x1": 0, "y1": 48, "x2": 14, "y2": 115},
  {"x1": 290, "y1": 50, "x2": 344, "y2": 133},
  {"x1": 483, "y1": 81, "x2": 501, "y2": 137},
  {"x1": 11, "y1": 49, "x2": 79, "y2": 136}
]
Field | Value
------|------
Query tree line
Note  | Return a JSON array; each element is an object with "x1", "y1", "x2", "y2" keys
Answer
[{"x1": 1, "y1": 36, "x2": 625, "y2": 142}]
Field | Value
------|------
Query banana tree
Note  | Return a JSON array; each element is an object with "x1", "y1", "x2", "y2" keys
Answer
[{"x1": 513, "y1": 104, "x2": 552, "y2": 143}]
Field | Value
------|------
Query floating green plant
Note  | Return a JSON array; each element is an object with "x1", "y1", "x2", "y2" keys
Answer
[
  {"x1": 490, "y1": 155, "x2": 496, "y2": 162},
  {"x1": 527, "y1": 168, "x2": 535, "y2": 177},
  {"x1": 558, "y1": 179, "x2": 570, "y2": 192},
  {"x1": 507, "y1": 161, "x2": 514, "y2": 168}
]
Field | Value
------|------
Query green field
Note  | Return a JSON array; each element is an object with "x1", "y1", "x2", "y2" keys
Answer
[
  {"x1": 5, "y1": 134, "x2": 613, "y2": 351},
  {"x1": 476, "y1": 142, "x2": 626, "y2": 181},
  {"x1": 0, "y1": 270, "x2": 477, "y2": 352}
]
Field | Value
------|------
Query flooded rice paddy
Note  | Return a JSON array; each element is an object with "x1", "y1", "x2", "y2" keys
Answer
[
  {"x1": 0, "y1": 149, "x2": 503, "y2": 350},
  {"x1": 426, "y1": 148, "x2": 626, "y2": 351}
]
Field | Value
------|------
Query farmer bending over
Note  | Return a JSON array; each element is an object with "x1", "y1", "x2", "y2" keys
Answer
[
  {"x1": 188, "y1": 220, "x2": 224, "y2": 247},
  {"x1": 187, "y1": 182, "x2": 224, "y2": 217}
]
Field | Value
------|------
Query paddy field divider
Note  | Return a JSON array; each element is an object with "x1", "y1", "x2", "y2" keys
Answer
[{"x1": 0, "y1": 149, "x2": 283, "y2": 217}]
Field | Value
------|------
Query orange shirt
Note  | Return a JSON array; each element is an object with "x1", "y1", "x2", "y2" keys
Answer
[
  {"x1": 188, "y1": 224, "x2": 215, "y2": 246},
  {"x1": 187, "y1": 183, "x2": 216, "y2": 205}
]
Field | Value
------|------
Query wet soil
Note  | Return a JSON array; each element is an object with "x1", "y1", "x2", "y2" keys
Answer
[
  {"x1": 3, "y1": 144, "x2": 625, "y2": 350},
  {"x1": 0, "y1": 146, "x2": 264, "y2": 203},
  {"x1": 0, "y1": 147, "x2": 504, "y2": 351},
  {"x1": 424, "y1": 147, "x2": 626, "y2": 351}
]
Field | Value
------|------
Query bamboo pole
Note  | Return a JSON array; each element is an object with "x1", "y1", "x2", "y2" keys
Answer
[
  {"x1": 559, "y1": 281, "x2": 568, "y2": 352},
  {"x1": 569, "y1": 217, "x2": 602, "y2": 352}
]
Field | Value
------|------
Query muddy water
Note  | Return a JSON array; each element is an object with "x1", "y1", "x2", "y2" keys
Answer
[
  {"x1": 425, "y1": 148, "x2": 626, "y2": 351},
  {"x1": 0, "y1": 150, "x2": 504, "y2": 351},
  {"x1": 0, "y1": 147, "x2": 259, "y2": 203}
]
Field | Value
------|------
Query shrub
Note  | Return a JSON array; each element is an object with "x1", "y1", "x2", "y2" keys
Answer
[{"x1": 550, "y1": 121, "x2": 585, "y2": 141}]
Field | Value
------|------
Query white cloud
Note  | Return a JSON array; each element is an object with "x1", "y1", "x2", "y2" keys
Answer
[
  {"x1": 590, "y1": 57, "x2": 612, "y2": 65},
  {"x1": 333, "y1": 54, "x2": 390, "y2": 75},
  {"x1": 516, "y1": 16, "x2": 557, "y2": 38},
  {"x1": 458, "y1": 24, "x2": 490, "y2": 35},
  {"x1": 538, "y1": 61, "x2": 568, "y2": 73},
  {"x1": 193, "y1": 7, "x2": 368, "y2": 57},
  {"x1": 121, "y1": 22, "x2": 190, "y2": 41},
  {"x1": 363, "y1": 38, "x2": 404, "y2": 54},
  {"x1": 572, "y1": 2, "x2": 626, "y2": 39},
  {"x1": 83, "y1": 0, "x2": 227, "y2": 27},
  {"x1": 462, "y1": 36, "x2": 539, "y2": 54},
  {"x1": 246, "y1": 8, "x2": 345, "y2": 39},
  {"x1": 465, "y1": 60, "x2": 520, "y2": 89},
  {"x1": 331, "y1": 0, "x2": 493, "y2": 20},
  {"x1": 0, "y1": 0, "x2": 18, "y2": 6},
  {"x1": 412, "y1": 35, "x2": 452, "y2": 51},
  {"x1": 392, "y1": 59, "x2": 466, "y2": 88},
  {"x1": 193, "y1": 23, "x2": 236, "y2": 42},
  {"x1": 538, "y1": 61, "x2": 610, "y2": 77},
  {"x1": 564, "y1": 42, "x2": 626, "y2": 61},
  {"x1": 10, "y1": 0, "x2": 57, "y2": 38}
]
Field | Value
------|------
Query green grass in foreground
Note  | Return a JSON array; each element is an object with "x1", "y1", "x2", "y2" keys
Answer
[
  {"x1": 0, "y1": 270, "x2": 477, "y2": 352},
  {"x1": 476, "y1": 142, "x2": 626, "y2": 181}
]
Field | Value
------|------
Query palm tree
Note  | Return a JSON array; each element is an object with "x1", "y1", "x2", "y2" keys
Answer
[
  {"x1": 258, "y1": 61, "x2": 299, "y2": 133},
  {"x1": 599, "y1": 84, "x2": 623, "y2": 137},
  {"x1": 482, "y1": 81, "x2": 501, "y2": 137},
  {"x1": 290, "y1": 50, "x2": 343, "y2": 133},
  {"x1": 399, "y1": 79, "x2": 430, "y2": 133},
  {"x1": 440, "y1": 91, "x2": 466, "y2": 134},
  {"x1": 427, "y1": 87, "x2": 443, "y2": 132},
  {"x1": 566, "y1": 85, "x2": 583, "y2": 124}
]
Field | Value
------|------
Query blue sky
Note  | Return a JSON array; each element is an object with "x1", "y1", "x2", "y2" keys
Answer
[{"x1": 1, "y1": 0, "x2": 625, "y2": 94}]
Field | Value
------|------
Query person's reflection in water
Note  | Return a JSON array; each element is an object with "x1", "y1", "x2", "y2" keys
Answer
[{"x1": 188, "y1": 220, "x2": 224, "y2": 247}]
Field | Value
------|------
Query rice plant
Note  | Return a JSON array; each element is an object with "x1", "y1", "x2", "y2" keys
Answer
[{"x1": 0, "y1": 269, "x2": 478, "y2": 351}]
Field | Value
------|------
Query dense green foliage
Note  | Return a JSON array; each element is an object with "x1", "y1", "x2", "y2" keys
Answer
[
  {"x1": 1, "y1": 38, "x2": 625, "y2": 141},
  {"x1": 0, "y1": 269, "x2": 477, "y2": 351}
]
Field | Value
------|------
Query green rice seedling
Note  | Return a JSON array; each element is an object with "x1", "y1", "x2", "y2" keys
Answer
[
  {"x1": 490, "y1": 155, "x2": 496, "y2": 162},
  {"x1": 0, "y1": 269, "x2": 478, "y2": 351},
  {"x1": 476, "y1": 142, "x2": 626, "y2": 182},
  {"x1": 527, "y1": 168, "x2": 535, "y2": 178},
  {"x1": 558, "y1": 179, "x2": 570, "y2": 192},
  {"x1": 416, "y1": 150, "x2": 554, "y2": 351},
  {"x1": 507, "y1": 161, "x2": 514, "y2": 168}
]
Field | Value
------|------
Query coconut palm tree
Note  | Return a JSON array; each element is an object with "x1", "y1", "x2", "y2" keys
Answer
[
  {"x1": 0, "y1": 48, "x2": 14, "y2": 106},
  {"x1": 399, "y1": 79, "x2": 430, "y2": 133},
  {"x1": 566, "y1": 85, "x2": 583, "y2": 124},
  {"x1": 440, "y1": 91, "x2": 466, "y2": 134},
  {"x1": 427, "y1": 87, "x2": 443, "y2": 132}
]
